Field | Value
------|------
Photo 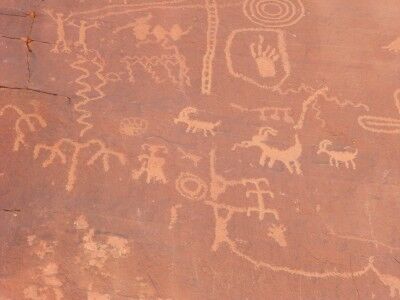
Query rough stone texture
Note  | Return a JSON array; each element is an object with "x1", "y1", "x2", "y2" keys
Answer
[{"x1": 1, "y1": 0, "x2": 400, "y2": 299}]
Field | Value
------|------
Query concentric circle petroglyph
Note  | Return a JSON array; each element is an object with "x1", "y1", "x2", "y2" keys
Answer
[
  {"x1": 175, "y1": 172, "x2": 208, "y2": 201},
  {"x1": 243, "y1": 0, "x2": 305, "y2": 28}
]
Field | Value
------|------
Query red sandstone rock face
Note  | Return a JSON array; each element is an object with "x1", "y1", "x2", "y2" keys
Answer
[{"x1": 1, "y1": 0, "x2": 400, "y2": 299}]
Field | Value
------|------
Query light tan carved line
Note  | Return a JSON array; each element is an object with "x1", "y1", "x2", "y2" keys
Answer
[
  {"x1": 70, "y1": 51, "x2": 112, "y2": 137},
  {"x1": 293, "y1": 87, "x2": 327, "y2": 130},
  {"x1": 0, "y1": 104, "x2": 47, "y2": 151},
  {"x1": 358, "y1": 88, "x2": 400, "y2": 134},
  {"x1": 34, "y1": 138, "x2": 126, "y2": 191},
  {"x1": 201, "y1": 0, "x2": 219, "y2": 95}
]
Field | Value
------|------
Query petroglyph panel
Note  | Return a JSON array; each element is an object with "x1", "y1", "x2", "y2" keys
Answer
[{"x1": 1, "y1": 0, "x2": 400, "y2": 299}]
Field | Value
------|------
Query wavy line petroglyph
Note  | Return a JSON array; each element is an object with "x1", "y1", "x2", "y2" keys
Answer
[
  {"x1": 233, "y1": 127, "x2": 302, "y2": 175},
  {"x1": 175, "y1": 172, "x2": 208, "y2": 201},
  {"x1": 243, "y1": 0, "x2": 305, "y2": 28},
  {"x1": 201, "y1": 0, "x2": 219, "y2": 95},
  {"x1": 231, "y1": 103, "x2": 294, "y2": 123},
  {"x1": 70, "y1": 50, "x2": 120, "y2": 137},
  {"x1": 34, "y1": 139, "x2": 126, "y2": 191},
  {"x1": 317, "y1": 140, "x2": 358, "y2": 169},
  {"x1": 358, "y1": 89, "x2": 400, "y2": 134},
  {"x1": 0, "y1": 103, "x2": 47, "y2": 152},
  {"x1": 174, "y1": 107, "x2": 221, "y2": 136},
  {"x1": 225, "y1": 28, "x2": 290, "y2": 90},
  {"x1": 132, "y1": 144, "x2": 168, "y2": 184}
]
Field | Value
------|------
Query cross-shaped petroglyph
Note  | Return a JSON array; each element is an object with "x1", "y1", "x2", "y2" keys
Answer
[
  {"x1": 0, "y1": 103, "x2": 47, "y2": 152},
  {"x1": 132, "y1": 144, "x2": 168, "y2": 184},
  {"x1": 34, "y1": 139, "x2": 126, "y2": 191}
]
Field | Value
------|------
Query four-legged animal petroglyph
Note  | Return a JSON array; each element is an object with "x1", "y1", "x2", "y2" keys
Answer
[
  {"x1": 34, "y1": 139, "x2": 126, "y2": 191},
  {"x1": 250, "y1": 35, "x2": 280, "y2": 78},
  {"x1": 174, "y1": 107, "x2": 221, "y2": 136},
  {"x1": 317, "y1": 140, "x2": 358, "y2": 169},
  {"x1": 132, "y1": 144, "x2": 168, "y2": 184},
  {"x1": 233, "y1": 127, "x2": 302, "y2": 175},
  {"x1": 0, "y1": 104, "x2": 47, "y2": 152}
]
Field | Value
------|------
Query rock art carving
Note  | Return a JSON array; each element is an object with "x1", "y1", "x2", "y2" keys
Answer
[
  {"x1": 169, "y1": 203, "x2": 182, "y2": 230},
  {"x1": 119, "y1": 117, "x2": 148, "y2": 137},
  {"x1": 132, "y1": 144, "x2": 168, "y2": 184},
  {"x1": 177, "y1": 147, "x2": 202, "y2": 166},
  {"x1": 383, "y1": 36, "x2": 400, "y2": 53},
  {"x1": 267, "y1": 224, "x2": 287, "y2": 247},
  {"x1": 243, "y1": 0, "x2": 305, "y2": 28},
  {"x1": 202, "y1": 0, "x2": 219, "y2": 95},
  {"x1": 174, "y1": 106, "x2": 221, "y2": 136},
  {"x1": 68, "y1": 20, "x2": 100, "y2": 53},
  {"x1": 231, "y1": 103, "x2": 294, "y2": 123},
  {"x1": 0, "y1": 103, "x2": 47, "y2": 152},
  {"x1": 34, "y1": 139, "x2": 126, "y2": 191},
  {"x1": 225, "y1": 28, "x2": 290, "y2": 90},
  {"x1": 358, "y1": 88, "x2": 400, "y2": 134},
  {"x1": 175, "y1": 172, "x2": 208, "y2": 201},
  {"x1": 233, "y1": 127, "x2": 302, "y2": 175},
  {"x1": 317, "y1": 140, "x2": 358, "y2": 169},
  {"x1": 43, "y1": 9, "x2": 71, "y2": 53}
]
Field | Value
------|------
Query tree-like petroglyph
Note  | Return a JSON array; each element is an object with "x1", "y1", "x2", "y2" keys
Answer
[{"x1": 34, "y1": 139, "x2": 126, "y2": 191}]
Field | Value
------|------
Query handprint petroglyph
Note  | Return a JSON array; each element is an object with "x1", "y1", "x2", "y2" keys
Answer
[{"x1": 250, "y1": 35, "x2": 280, "y2": 78}]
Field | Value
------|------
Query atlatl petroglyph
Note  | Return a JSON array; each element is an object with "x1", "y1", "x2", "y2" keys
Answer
[
  {"x1": 231, "y1": 103, "x2": 294, "y2": 123},
  {"x1": 233, "y1": 127, "x2": 302, "y2": 175},
  {"x1": 250, "y1": 35, "x2": 280, "y2": 78},
  {"x1": 34, "y1": 139, "x2": 126, "y2": 191},
  {"x1": 132, "y1": 144, "x2": 168, "y2": 184},
  {"x1": 359, "y1": 88, "x2": 400, "y2": 134},
  {"x1": 317, "y1": 140, "x2": 358, "y2": 169},
  {"x1": 174, "y1": 107, "x2": 221, "y2": 136},
  {"x1": 175, "y1": 172, "x2": 208, "y2": 201},
  {"x1": 119, "y1": 117, "x2": 148, "y2": 137},
  {"x1": 225, "y1": 28, "x2": 290, "y2": 90},
  {"x1": 177, "y1": 147, "x2": 202, "y2": 166},
  {"x1": 243, "y1": 0, "x2": 305, "y2": 28},
  {"x1": 0, "y1": 103, "x2": 47, "y2": 152},
  {"x1": 43, "y1": 9, "x2": 71, "y2": 53},
  {"x1": 71, "y1": 50, "x2": 120, "y2": 137},
  {"x1": 68, "y1": 20, "x2": 100, "y2": 53}
]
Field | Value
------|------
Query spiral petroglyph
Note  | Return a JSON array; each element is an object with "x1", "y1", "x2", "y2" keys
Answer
[{"x1": 243, "y1": 0, "x2": 305, "y2": 28}]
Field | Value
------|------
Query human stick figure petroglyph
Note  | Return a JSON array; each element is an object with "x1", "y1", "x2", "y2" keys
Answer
[
  {"x1": 68, "y1": 20, "x2": 100, "y2": 53},
  {"x1": 358, "y1": 88, "x2": 400, "y2": 134},
  {"x1": 231, "y1": 103, "x2": 294, "y2": 123},
  {"x1": 43, "y1": 9, "x2": 71, "y2": 53},
  {"x1": 233, "y1": 127, "x2": 302, "y2": 175},
  {"x1": 34, "y1": 139, "x2": 126, "y2": 191},
  {"x1": 317, "y1": 140, "x2": 358, "y2": 169},
  {"x1": 202, "y1": 0, "x2": 219, "y2": 95},
  {"x1": 243, "y1": 0, "x2": 305, "y2": 28},
  {"x1": 0, "y1": 103, "x2": 47, "y2": 152},
  {"x1": 132, "y1": 144, "x2": 168, "y2": 184},
  {"x1": 174, "y1": 107, "x2": 221, "y2": 136},
  {"x1": 70, "y1": 50, "x2": 120, "y2": 137},
  {"x1": 250, "y1": 35, "x2": 280, "y2": 78}
]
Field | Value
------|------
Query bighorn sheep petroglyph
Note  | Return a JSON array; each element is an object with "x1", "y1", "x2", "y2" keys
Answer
[
  {"x1": 317, "y1": 140, "x2": 358, "y2": 169},
  {"x1": 174, "y1": 106, "x2": 221, "y2": 136},
  {"x1": 233, "y1": 127, "x2": 302, "y2": 175}
]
